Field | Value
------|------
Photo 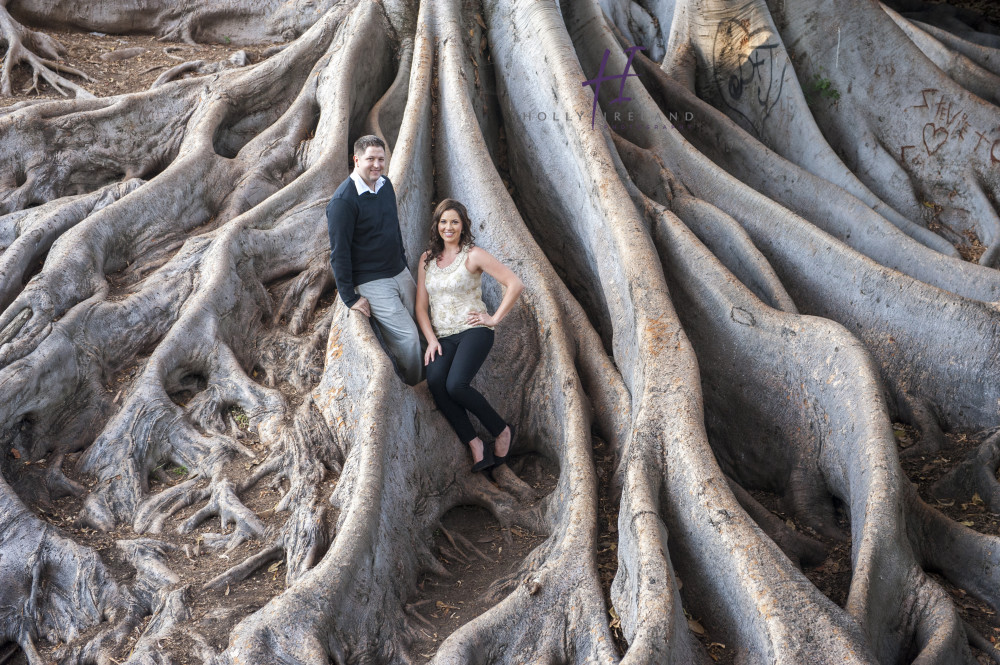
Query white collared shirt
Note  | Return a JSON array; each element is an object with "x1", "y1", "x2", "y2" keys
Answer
[{"x1": 350, "y1": 171, "x2": 386, "y2": 195}]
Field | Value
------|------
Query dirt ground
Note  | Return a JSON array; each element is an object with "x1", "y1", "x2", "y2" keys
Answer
[
  {"x1": 2, "y1": 3, "x2": 1000, "y2": 663},
  {"x1": 923, "y1": 0, "x2": 1000, "y2": 24},
  {"x1": 0, "y1": 29, "x2": 273, "y2": 108},
  {"x1": 405, "y1": 456, "x2": 556, "y2": 660},
  {"x1": 897, "y1": 426, "x2": 1000, "y2": 664}
]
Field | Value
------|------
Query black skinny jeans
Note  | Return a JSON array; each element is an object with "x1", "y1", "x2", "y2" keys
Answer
[{"x1": 426, "y1": 327, "x2": 507, "y2": 444}]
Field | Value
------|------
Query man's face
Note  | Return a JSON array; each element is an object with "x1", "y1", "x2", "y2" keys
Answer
[{"x1": 354, "y1": 146, "x2": 385, "y2": 188}]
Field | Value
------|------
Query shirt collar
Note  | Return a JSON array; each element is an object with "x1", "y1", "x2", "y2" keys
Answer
[{"x1": 351, "y1": 171, "x2": 385, "y2": 195}]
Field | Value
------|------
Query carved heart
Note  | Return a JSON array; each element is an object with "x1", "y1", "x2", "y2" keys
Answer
[{"x1": 923, "y1": 123, "x2": 948, "y2": 155}]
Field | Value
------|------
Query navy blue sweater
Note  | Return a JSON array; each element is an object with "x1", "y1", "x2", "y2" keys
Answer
[{"x1": 326, "y1": 176, "x2": 407, "y2": 308}]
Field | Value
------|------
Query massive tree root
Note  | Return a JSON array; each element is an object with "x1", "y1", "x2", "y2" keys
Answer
[
  {"x1": 767, "y1": 0, "x2": 1000, "y2": 266},
  {"x1": 2, "y1": 0, "x2": 1000, "y2": 663}
]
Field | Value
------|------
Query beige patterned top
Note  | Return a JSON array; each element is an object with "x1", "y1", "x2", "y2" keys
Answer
[{"x1": 425, "y1": 246, "x2": 493, "y2": 339}]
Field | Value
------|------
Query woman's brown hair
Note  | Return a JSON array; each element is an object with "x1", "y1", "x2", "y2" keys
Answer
[{"x1": 424, "y1": 199, "x2": 476, "y2": 268}]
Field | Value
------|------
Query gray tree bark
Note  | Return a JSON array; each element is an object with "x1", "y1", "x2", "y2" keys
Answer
[{"x1": 1, "y1": 0, "x2": 999, "y2": 663}]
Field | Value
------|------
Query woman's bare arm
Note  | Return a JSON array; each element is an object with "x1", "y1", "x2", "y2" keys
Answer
[
  {"x1": 416, "y1": 252, "x2": 442, "y2": 364},
  {"x1": 467, "y1": 246, "x2": 524, "y2": 326}
]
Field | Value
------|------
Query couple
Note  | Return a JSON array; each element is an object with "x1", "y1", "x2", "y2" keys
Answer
[{"x1": 327, "y1": 135, "x2": 523, "y2": 473}]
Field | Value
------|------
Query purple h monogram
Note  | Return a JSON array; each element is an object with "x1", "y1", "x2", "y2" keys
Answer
[{"x1": 581, "y1": 45, "x2": 646, "y2": 129}]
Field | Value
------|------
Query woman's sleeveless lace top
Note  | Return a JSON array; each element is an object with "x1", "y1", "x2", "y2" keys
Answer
[{"x1": 425, "y1": 246, "x2": 492, "y2": 338}]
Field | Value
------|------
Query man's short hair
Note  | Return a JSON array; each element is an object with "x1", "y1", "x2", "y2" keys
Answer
[{"x1": 353, "y1": 135, "x2": 386, "y2": 157}]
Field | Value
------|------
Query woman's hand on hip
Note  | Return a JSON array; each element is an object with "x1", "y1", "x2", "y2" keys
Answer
[
  {"x1": 467, "y1": 311, "x2": 496, "y2": 327},
  {"x1": 424, "y1": 340, "x2": 443, "y2": 366}
]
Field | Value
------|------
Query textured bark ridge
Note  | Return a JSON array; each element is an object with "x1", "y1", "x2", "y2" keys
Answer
[{"x1": 1, "y1": 0, "x2": 1000, "y2": 663}]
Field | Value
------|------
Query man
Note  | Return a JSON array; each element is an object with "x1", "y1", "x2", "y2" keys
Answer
[{"x1": 327, "y1": 135, "x2": 422, "y2": 385}]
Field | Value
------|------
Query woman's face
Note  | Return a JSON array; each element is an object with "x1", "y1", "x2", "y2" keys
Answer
[{"x1": 438, "y1": 209, "x2": 463, "y2": 244}]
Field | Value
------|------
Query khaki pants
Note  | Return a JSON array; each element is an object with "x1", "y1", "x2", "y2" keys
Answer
[{"x1": 357, "y1": 268, "x2": 422, "y2": 385}]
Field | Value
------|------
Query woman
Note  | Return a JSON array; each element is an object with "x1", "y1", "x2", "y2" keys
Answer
[{"x1": 416, "y1": 199, "x2": 524, "y2": 472}]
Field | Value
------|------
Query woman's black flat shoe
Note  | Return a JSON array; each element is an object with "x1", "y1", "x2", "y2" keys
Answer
[
  {"x1": 471, "y1": 440, "x2": 495, "y2": 473},
  {"x1": 493, "y1": 424, "x2": 514, "y2": 467},
  {"x1": 471, "y1": 455, "x2": 494, "y2": 473}
]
